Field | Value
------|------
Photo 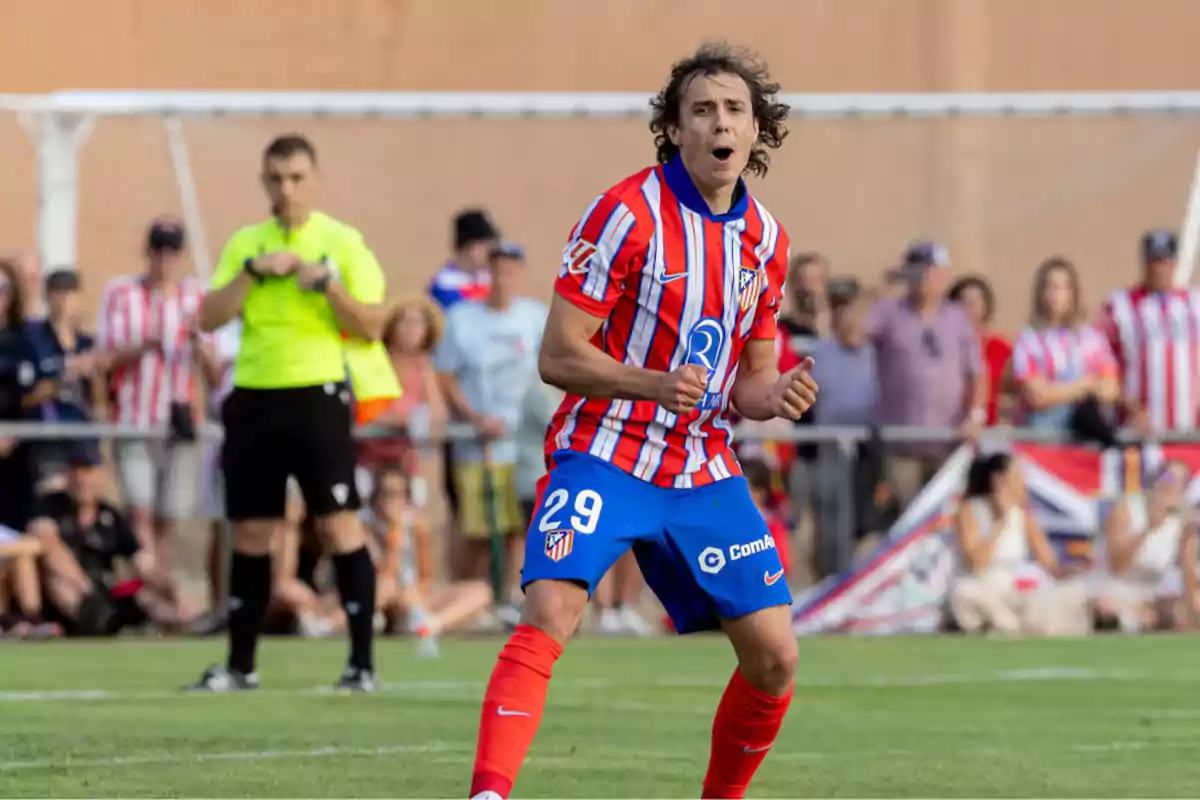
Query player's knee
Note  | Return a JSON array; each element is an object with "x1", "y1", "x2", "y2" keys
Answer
[
  {"x1": 232, "y1": 520, "x2": 276, "y2": 555},
  {"x1": 520, "y1": 579, "x2": 589, "y2": 645},
  {"x1": 740, "y1": 636, "x2": 799, "y2": 695}
]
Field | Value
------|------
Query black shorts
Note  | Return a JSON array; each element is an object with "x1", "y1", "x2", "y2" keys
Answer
[{"x1": 222, "y1": 382, "x2": 361, "y2": 521}]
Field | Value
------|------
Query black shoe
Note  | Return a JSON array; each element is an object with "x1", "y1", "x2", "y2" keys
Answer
[
  {"x1": 184, "y1": 664, "x2": 260, "y2": 693},
  {"x1": 335, "y1": 666, "x2": 377, "y2": 693}
]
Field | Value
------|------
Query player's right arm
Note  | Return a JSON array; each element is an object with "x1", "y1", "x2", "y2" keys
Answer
[{"x1": 539, "y1": 193, "x2": 706, "y2": 412}]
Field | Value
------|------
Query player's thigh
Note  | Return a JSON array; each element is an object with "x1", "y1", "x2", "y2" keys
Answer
[
  {"x1": 112, "y1": 441, "x2": 156, "y2": 511},
  {"x1": 289, "y1": 382, "x2": 361, "y2": 518},
  {"x1": 521, "y1": 452, "x2": 661, "y2": 594},
  {"x1": 222, "y1": 389, "x2": 291, "y2": 522},
  {"x1": 662, "y1": 477, "x2": 793, "y2": 626}
]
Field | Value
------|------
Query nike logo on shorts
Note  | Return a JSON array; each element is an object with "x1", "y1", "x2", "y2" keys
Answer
[
  {"x1": 497, "y1": 706, "x2": 532, "y2": 717},
  {"x1": 764, "y1": 568, "x2": 785, "y2": 586}
]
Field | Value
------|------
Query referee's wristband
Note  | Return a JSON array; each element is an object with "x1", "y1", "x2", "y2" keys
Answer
[{"x1": 242, "y1": 257, "x2": 265, "y2": 283}]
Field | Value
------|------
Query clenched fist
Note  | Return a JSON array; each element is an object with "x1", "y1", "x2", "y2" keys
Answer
[
  {"x1": 658, "y1": 364, "x2": 709, "y2": 415},
  {"x1": 770, "y1": 357, "x2": 819, "y2": 420}
]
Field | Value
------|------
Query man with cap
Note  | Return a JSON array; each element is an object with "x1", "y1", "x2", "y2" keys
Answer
[
  {"x1": 428, "y1": 210, "x2": 501, "y2": 541},
  {"x1": 1098, "y1": 229, "x2": 1200, "y2": 433},
  {"x1": 866, "y1": 240, "x2": 986, "y2": 508},
  {"x1": 20, "y1": 268, "x2": 104, "y2": 491},
  {"x1": 434, "y1": 241, "x2": 546, "y2": 614},
  {"x1": 96, "y1": 217, "x2": 209, "y2": 604}
]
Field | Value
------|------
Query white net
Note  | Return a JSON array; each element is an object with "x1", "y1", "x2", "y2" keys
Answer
[{"x1": 2, "y1": 95, "x2": 1200, "y2": 334}]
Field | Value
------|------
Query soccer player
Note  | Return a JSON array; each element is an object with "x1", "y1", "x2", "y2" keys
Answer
[
  {"x1": 187, "y1": 133, "x2": 389, "y2": 692},
  {"x1": 468, "y1": 43, "x2": 818, "y2": 800}
]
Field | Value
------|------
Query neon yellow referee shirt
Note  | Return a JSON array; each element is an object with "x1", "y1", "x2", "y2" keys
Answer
[{"x1": 210, "y1": 211, "x2": 387, "y2": 390}]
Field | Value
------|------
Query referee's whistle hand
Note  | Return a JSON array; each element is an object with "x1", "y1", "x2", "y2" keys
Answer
[{"x1": 295, "y1": 261, "x2": 331, "y2": 291}]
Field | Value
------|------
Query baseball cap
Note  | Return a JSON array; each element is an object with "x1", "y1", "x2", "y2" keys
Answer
[
  {"x1": 66, "y1": 441, "x2": 103, "y2": 469},
  {"x1": 147, "y1": 219, "x2": 186, "y2": 252},
  {"x1": 44, "y1": 268, "x2": 80, "y2": 293},
  {"x1": 1141, "y1": 229, "x2": 1178, "y2": 263},
  {"x1": 903, "y1": 240, "x2": 950, "y2": 268},
  {"x1": 453, "y1": 209, "x2": 498, "y2": 250},
  {"x1": 489, "y1": 241, "x2": 526, "y2": 262}
]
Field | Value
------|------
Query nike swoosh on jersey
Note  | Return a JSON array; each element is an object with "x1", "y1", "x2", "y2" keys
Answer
[
  {"x1": 496, "y1": 706, "x2": 533, "y2": 717},
  {"x1": 657, "y1": 270, "x2": 687, "y2": 283},
  {"x1": 764, "y1": 569, "x2": 785, "y2": 586}
]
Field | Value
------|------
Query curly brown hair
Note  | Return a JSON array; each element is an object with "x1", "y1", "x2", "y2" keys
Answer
[
  {"x1": 382, "y1": 296, "x2": 444, "y2": 355},
  {"x1": 649, "y1": 42, "x2": 789, "y2": 178}
]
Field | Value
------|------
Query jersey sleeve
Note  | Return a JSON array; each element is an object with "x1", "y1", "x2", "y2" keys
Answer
[
  {"x1": 339, "y1": 231, "x2": 386, "y2": 304},
  {"x1": 29, "y1": 492, "x2": 70, "y2": 526},
  {"x1": 554, "y1": 193, "x2": 644, "y2": 318},
  {"x1": 749, "y1": 240, "x2": 790, "y2": 341},
  {"x1": 1096, "y1": 293, "x2": 1124, "y2": 366},
  {"x1": 210, "y1": 229, "x2": 250, "y2": 291},
  {"x1": 94, "y1": 279, "x2": 125, "y2": 351},
  {"x1": 1010, "y1": 328, "x2": 1040, "y2": 383}
]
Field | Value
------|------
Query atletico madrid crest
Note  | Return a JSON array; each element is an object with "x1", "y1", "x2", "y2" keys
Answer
[
  {"x1": 738, "y1": 266, "x2": 766, "y2": 312},
  {"x1": 544, "y1": 529, "x2": 575, "y2": 562}
]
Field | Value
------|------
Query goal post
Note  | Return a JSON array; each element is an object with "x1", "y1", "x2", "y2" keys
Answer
[{"x1": 5, "y1": 88, "x2": 1200, "y2": 306}]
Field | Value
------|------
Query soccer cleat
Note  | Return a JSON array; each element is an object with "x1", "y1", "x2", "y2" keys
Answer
[
  {"x1": 597, "y1": 608, "x2": 624, "y2": 636},
  {"x1": 618, "y1": 606, "x2": 654, "y2": 638},
  {"x1": 470, "y1": 792, "x2": 505, "y2": 800},
  {"x1": 184, "y1": 664, "x2": 259, "y2": 692},
  {"x1": 335, "y1": 665, "x2": 377, "y2": 693}
]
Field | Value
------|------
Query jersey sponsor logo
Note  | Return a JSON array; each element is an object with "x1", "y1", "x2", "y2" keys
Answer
[
  {"x1": 684, "y1": 317, "x2": 726, "y2": 410},
  {"x1": 729, "y1": 533, "x2": 777, "y2": 562},
  {"x1": 738, "y1": 266, "x2": 766, "y2": 312},
  {"x1": 544, "y1": 529, "x2": 575, "y2": 562},
  {"x1": 563, "y1": 239, "x2": 596, "y2": 276},
  {"x1": 764, "y1": 568, "x2": 786, "y2": 586},
  {"x1": 698, "y1": 546, "x2": 726, "y2": 575}
]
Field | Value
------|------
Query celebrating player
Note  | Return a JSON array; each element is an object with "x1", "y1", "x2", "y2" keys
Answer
[{"x1": 468, "y1": 43, "x2": 817, "y2": 800}]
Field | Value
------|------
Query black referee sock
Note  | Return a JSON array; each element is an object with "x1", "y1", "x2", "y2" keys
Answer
[
  {"x1": 227, "y1": 552, "x2": 272, "y2": 676},
  {"x1": 333, "y1": 546, "x2": 376, "y2": 672}
]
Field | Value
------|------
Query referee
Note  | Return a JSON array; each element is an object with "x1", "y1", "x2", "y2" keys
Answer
[{"x1": 188, "y1": 134, "x2": 389, "y2": 693}]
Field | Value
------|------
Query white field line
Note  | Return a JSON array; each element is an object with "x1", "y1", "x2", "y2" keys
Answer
[
  {"x1": 0, "y1": 666, "x2": 1147, "y2": 705},
  {"x1": 0, "y1": 742, "x2": 464, "y2": 773},
  {"x1": 4, "y1": 738, "x2": 1190, "y2": 775}
]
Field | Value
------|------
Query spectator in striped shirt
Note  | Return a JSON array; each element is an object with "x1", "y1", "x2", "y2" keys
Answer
[
  {"x1": 1098, "y1": 230, "x2": 1200, "y2": 434},
  {"x1": 96, "y1": 218, "x2": 213, "y2": 600},
  {"x1": 1012, "y1": 257, "x2": 1119, "y2": 431}
]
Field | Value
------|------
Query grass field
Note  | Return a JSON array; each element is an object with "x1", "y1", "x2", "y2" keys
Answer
[{"x1": 2, "y1": 634, "x2": 1200, "y2": 797}]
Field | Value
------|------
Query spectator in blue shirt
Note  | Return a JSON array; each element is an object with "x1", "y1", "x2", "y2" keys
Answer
[{"x1": 22, "y1": 269, "x2": 103, "y2": 490}]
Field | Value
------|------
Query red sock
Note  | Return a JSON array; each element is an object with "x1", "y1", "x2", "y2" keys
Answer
[
  {"x1": 701, "y1": 669, "x2": 793, "y2": 799},
  {"x1": 469, "y1": 625, "x2": 563, "y2": 798}
]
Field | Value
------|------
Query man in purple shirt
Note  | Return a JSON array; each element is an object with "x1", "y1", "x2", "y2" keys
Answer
[{"x1": 867, "y1": 241, "x2": 986, "y2": 507}]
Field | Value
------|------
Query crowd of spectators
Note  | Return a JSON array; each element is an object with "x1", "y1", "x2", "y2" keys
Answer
[{"x1": 0, "y1": 206, "x2": 1197, "y2": 640}]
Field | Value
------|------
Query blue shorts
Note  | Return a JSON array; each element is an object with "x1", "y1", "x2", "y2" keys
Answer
[{"x1": 521, "y1": 452, "x2": 792, "y2": 634}]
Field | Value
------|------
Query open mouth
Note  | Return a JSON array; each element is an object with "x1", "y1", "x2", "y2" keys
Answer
[{"x1": 712, "y1": 147, "x2": 734, "y2": 162}]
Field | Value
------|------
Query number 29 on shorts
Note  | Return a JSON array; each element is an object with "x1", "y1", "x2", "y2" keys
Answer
[{"x1": 537, "y1": 488, "x2": 604, "y2": 535}]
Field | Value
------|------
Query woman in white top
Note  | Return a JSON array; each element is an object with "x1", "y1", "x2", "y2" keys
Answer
[
  {"x1": 1095, "y1": 460, "x2": 1198, "y2": 631},
  {"x1": 950, "y1": 452, "x2": 1090, "y2": 635}
]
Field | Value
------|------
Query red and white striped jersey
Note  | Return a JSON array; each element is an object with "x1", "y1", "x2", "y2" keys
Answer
[
  {"x1": 95, "y1": 275, "x2": 206, "y2": 428},
  {"x1": 1098, "y1": 286, "x2": 1200, "y2": 431},
  {"x1": 546, "y1": 157, "x2": 789, "y2": 489},
  {"x1": 1010, "y1": 325, "x2": 1116, "y2": 422}
]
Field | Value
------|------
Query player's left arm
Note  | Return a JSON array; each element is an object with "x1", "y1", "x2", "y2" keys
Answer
[
  {"x1": 733, "y1": 247, "x2": 818, "y2": 422},
  {"x1": 306, "y1": 232, "x2": 388, "y2": 341}
]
